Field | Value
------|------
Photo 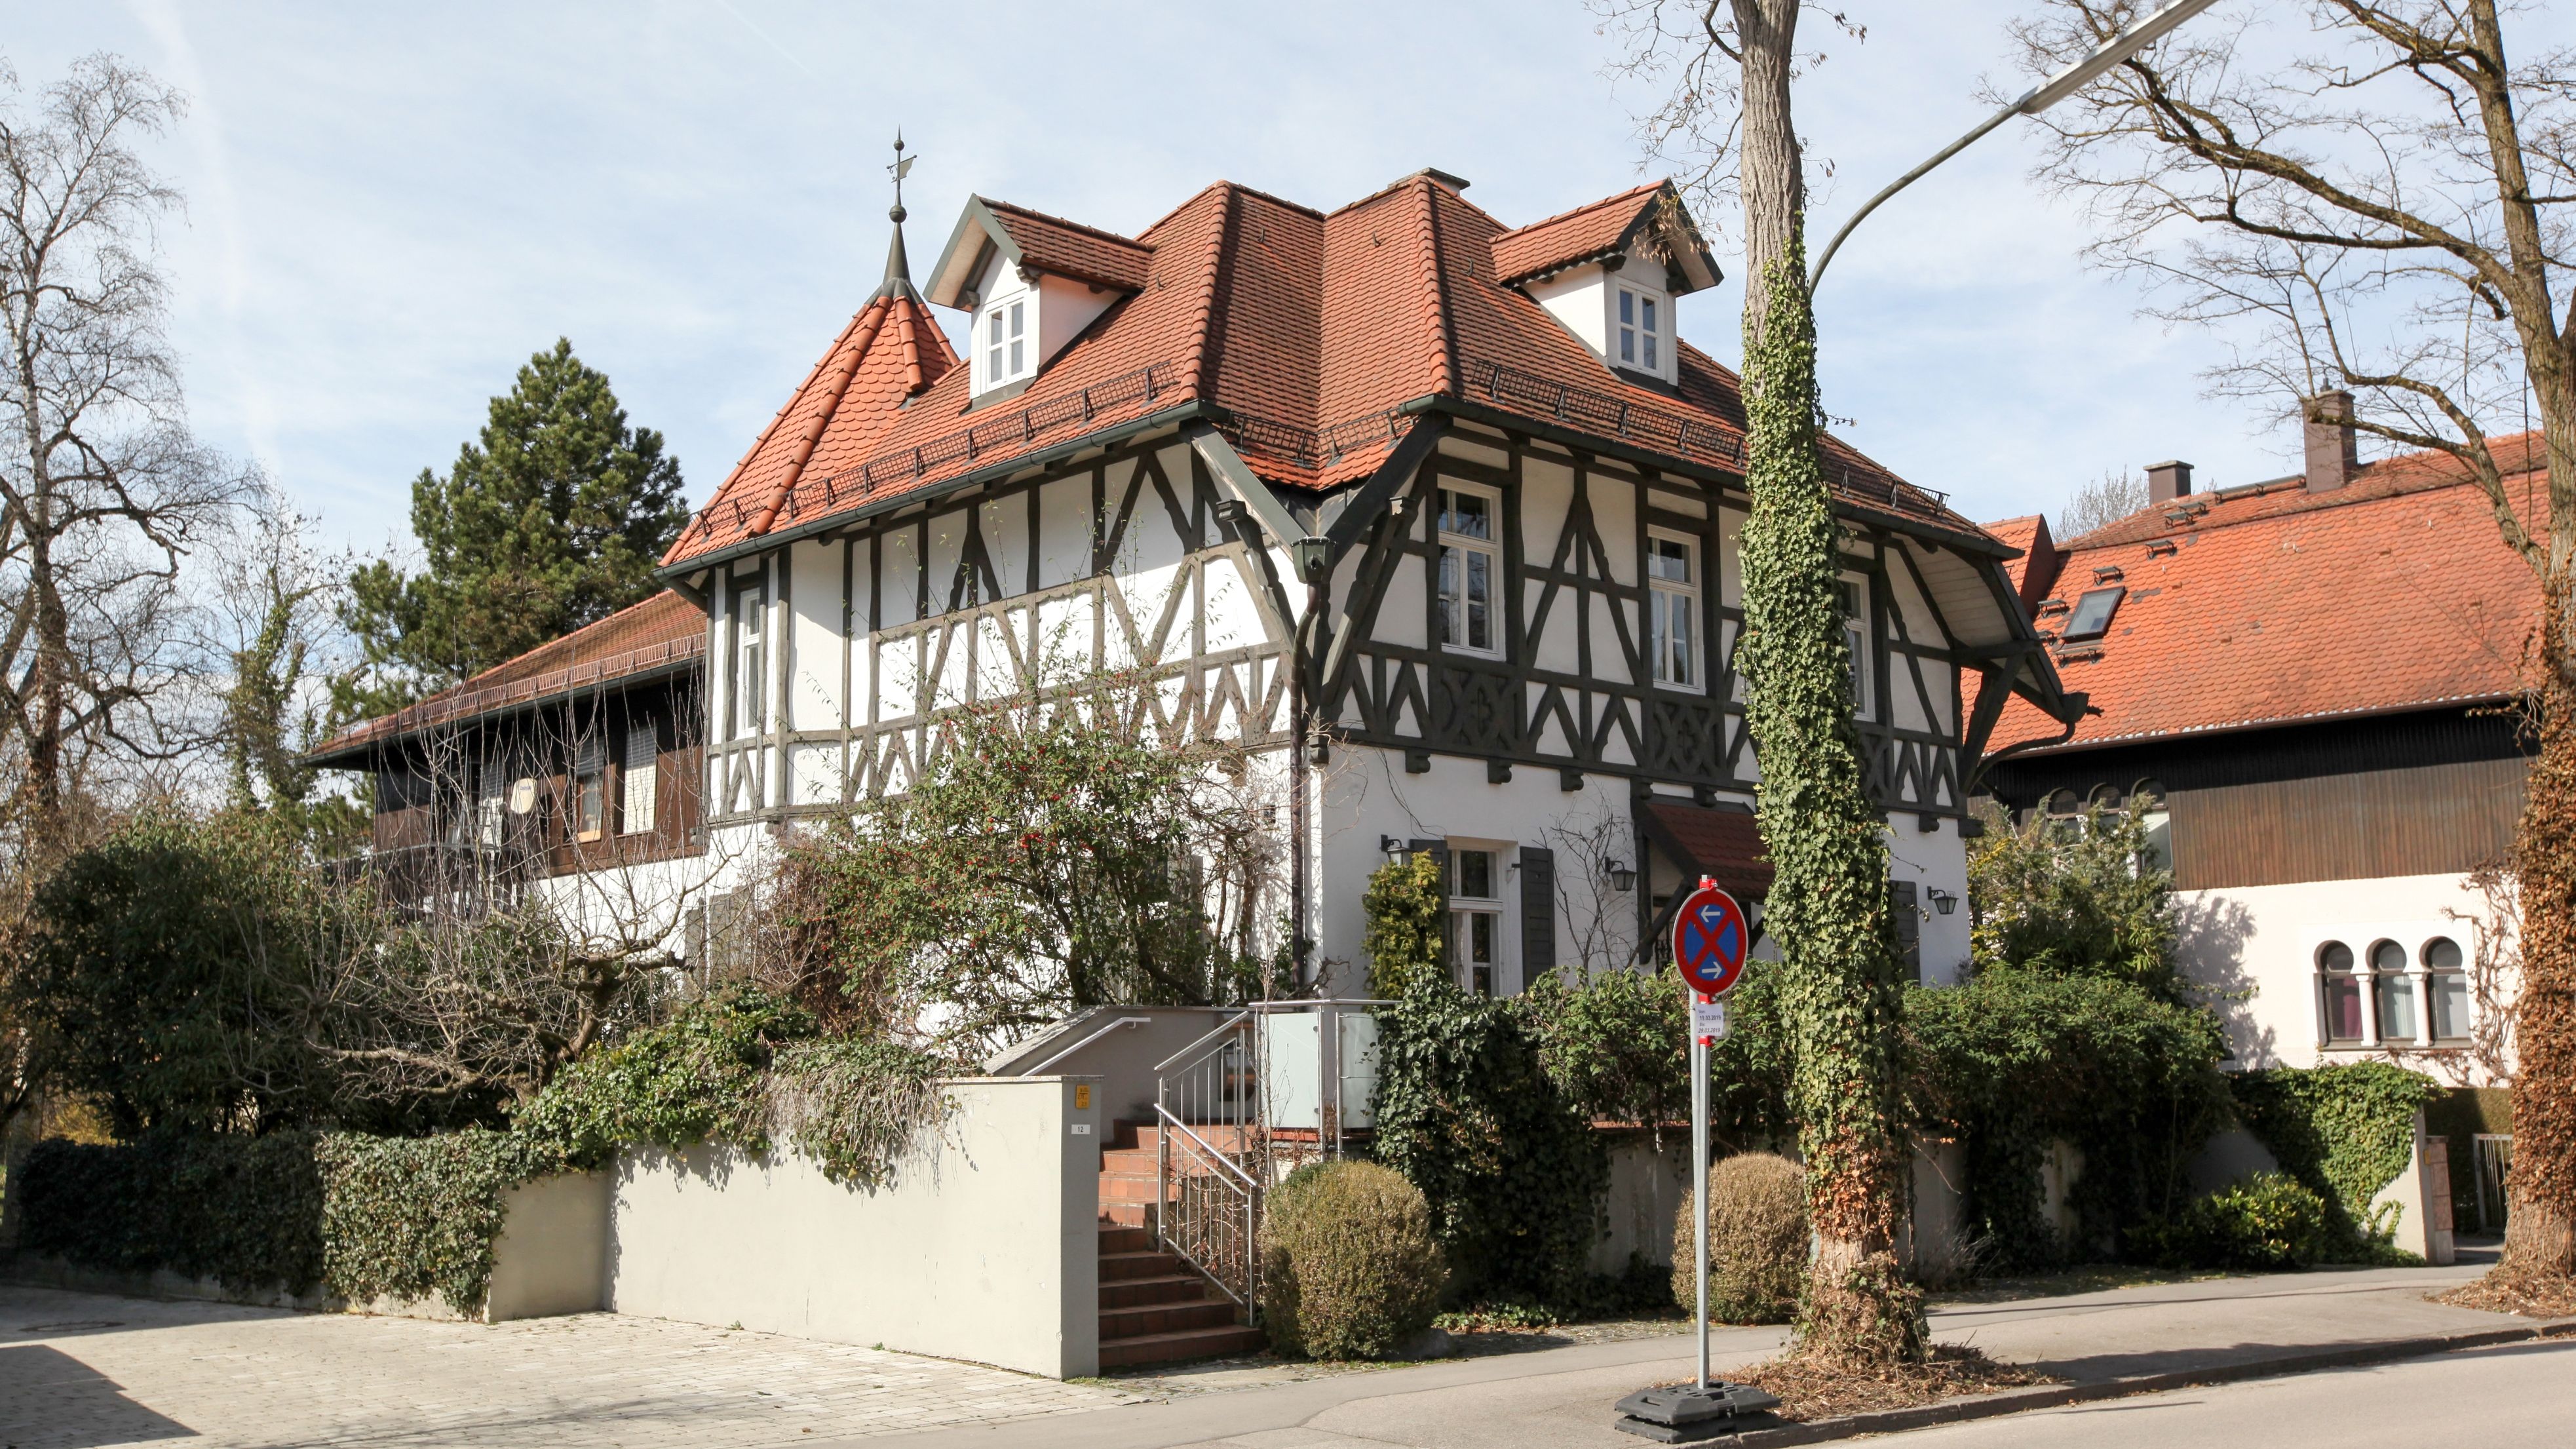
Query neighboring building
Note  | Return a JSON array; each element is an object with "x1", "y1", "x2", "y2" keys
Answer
[
  {"x1": 1979, "y1": 407, "x2": 2541, "y2": 1079},
  {"x1": 306, "y1": 589, "x2": 709, "y2": 923},
  {"x1": 643, "y1": 168, "x2": 2078, "y2": 992}
]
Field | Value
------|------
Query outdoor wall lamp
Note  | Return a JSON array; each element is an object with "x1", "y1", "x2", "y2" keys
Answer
[
  {"x1": 1290, "y1": 535, "x2": 1333, "y2": 583},
  {"x1": 1379, "y1": 835, "x2": 1407, "y2": 860},
  {"x1": 1927, "y1": 888, "x2": 1958, "y2": 916},
  {"x1": 1606, "y1": 860, "x2": 1637, "y2": 893}
]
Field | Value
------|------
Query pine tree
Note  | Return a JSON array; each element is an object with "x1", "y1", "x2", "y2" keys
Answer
[{"x1": 340, "y1": 339, "x2": 687, "y2": 713}]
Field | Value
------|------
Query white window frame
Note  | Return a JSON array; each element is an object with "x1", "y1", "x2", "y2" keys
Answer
[
  {"x1": 1647, "y1": 529, "x2": 1702, "y2": 691},
  {"x1": 1837, "y1": 571, "x2": 1874, "y2": 719},
  {"x1": 729, "y1": 573, "x2": 767, "y2": 741},
  {"x1": 1447, "y1": 843, "x2": 1505, "y2": 998},
  {"x1": 1435, "y1": 482, "x2": 1503, "y2": 658},
  {"x1": 979, "y1": 292, "x2": 1033, "y2": 392},
  {"x1": 1615, "y1": 282, "x2": 1666, "y2": 374}
]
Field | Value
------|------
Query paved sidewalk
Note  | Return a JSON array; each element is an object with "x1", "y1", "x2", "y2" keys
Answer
[
  {"x1": 0, "y1": 1285, "x2": 1139, "y2": 1448},
  {"x1": 851, "y1": 1262, "x2": 2549, "y2": 1449}
]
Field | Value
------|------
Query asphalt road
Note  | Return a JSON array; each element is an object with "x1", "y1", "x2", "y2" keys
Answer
[{"x1": 1902, "y1": 1337, "x2": 2576, "y2": 1448}]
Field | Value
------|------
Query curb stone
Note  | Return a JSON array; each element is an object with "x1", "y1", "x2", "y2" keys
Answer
[{"x1": 1699, "y1": 1319, "x2": 2576, "y2": 1446}]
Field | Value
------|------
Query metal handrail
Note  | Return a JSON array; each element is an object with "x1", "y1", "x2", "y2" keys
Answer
[
  {"x1": 1151, "y1": 1105, "x2": 1261, "y2": 1192},
  {"x1": 1153, "y1": 1010, "x2": 1253, "y2": 1074},
  {"x1": 1025, "y1": 1015, "x2": 1152, "y2": 1075}
]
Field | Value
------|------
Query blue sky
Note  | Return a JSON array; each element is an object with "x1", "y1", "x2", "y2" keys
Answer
[{"x1": 7, "y1": 1, "x2": 2369, "y2": 560}]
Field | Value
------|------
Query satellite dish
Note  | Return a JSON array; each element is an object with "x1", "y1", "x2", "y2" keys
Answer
[{"x1": 509, "y1": 778, "x2": 537, "y2": 815}]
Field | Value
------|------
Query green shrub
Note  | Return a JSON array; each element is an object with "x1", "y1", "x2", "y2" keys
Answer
[
  {"x1": 16, "y1": 1131, "x2": 326, "y2": 1292},
  {"x1": 1262, "y1": 1160, "x2": 1445, "y2": 1360},
  {"x1": 1370, "y1": 984, "x2": 1605, "y2": 1304},
  {"x1": 1669, "y1": 1152, "x2": 1807, "y2": 1324},
  {"x1": 2229, "y1": 1064, "x2": 2440, "y2": 1257},
  {"x1": 515, "y1": 984, "x2": 813, "y2": 1168},
  {"x1": 317, "y1": 1130, "x2": 558, "y2": 1314},
  {"x1": 1362, "y1": 855, "x2": 1446, "y2": 1000},
  {"x1": 15, "y1": 1129, "x2": 554, "y2": 1315},
  {"x1": 2130, "y1": 1172, "x2": 2330, "y2": 1271}
]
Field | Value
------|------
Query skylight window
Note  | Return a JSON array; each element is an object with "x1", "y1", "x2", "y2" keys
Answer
[{"x1": 2062, "y1": 586, "x2": 2126, "y2": 641}]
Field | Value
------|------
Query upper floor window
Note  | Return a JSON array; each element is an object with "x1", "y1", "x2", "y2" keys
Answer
[
  {"x1": 1617, "y1": 285, "x2": 1663, "y2": 372},
  {"x1": 2368, "y1": 938, "x2": 2417, "y2": 1043},
  {"x1": 1837, "y1": 575, "x2": 1872, "y2": 718},
  {"x1": 729, "y1": 575, "x2": 767, "y2": 740},
  {"x1": 2425, "y1": 937, "x2": 2470, "y2": 1043},
  {"x1": 2318, "y1": 940, "x2": 2364, "y2": 1044},
  {"x1": 1436, "y1": 486, "x2": 1500, "y2": 656},
  {"x1": 1450, "y1": 845, "x2": 1501, "y2": 997},
  {"x1": 621, "y1": 718, "x2": 658, "y2": 836},
  {"x1": 573, "y1": 734, "x2": 607, "y2": 843},
  {"x1": 982, "y1": 297, "x2": 1030, "y2": 389},
  {"x1": 1648, "y1": 532, "x2": 1699, "y2": 689}
]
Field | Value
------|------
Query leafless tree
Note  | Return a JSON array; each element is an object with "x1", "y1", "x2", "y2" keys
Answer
[
  {"x1": 2007, "y1": 0, "x2": 2576, "y2": 1294},
  {"x1": 0, "y1": 54, "x2": 248, "y2": 865},
  {"x1": 2057, "y1": 468, "x2": 2149, "y2": 539},
  {"x1": 201, "y1": 480, "x2": 358, "y2": 834},
  {"x1": 1543, "y1": 801, "x2": 1645, "y2": 975},
  {"x1": 2385, "y1": 857, "x2": 2522, "y2": 1087}
]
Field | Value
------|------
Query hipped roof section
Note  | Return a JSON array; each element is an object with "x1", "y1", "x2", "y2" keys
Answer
[{"x1": 663, "y1": 173, "x2": 1982, "y2": 571}]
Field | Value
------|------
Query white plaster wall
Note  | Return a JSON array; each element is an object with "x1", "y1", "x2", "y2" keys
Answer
[
  {"x1": 1037, "y1": 273, "x2": 1117, "y2": 362},
  {"x1": 787, "y1": 538, "x2": 845, "y2": 733},
  {"x1": 1889, "y1": 819, "x2": 1971, "y2": 986},
  {"x1": 1527, "y1": 267, "x2": 1609, "y2": 359},
  {"x1": 605, "y1": 1077, "x2": 1102, "y2": 1378},
  {"x1": 2174, "y1": 872, "x2": 2500, "y2": 1078}
]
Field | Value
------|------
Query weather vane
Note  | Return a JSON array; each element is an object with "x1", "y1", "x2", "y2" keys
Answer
[{"x1": 888, "y1": 130, "x2": 916, "y2": 223}]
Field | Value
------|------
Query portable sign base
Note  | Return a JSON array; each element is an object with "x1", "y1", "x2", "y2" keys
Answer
[{"x1": 1615, "y1": 877, "x2": 1778, "y2": 1442}]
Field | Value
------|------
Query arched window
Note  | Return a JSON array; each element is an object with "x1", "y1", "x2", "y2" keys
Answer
[
  {"x1": 2041, "y1": 788, "x2": 2082, "y2": 840},
  {"x1": 2368, "y1": 938, "x2": 2417, "y2": 1044},
  {"x1": 2318, "y1": 941, "x2": 2364, "y2": 1045},
  {"x1": 2424, "y1": 937, "x2": 2470, "y2": 1044}
]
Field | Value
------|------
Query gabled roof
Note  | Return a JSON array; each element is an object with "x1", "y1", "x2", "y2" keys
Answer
[
  {"x1": 925, "y1": 195, "x2": 1156, "y2": 305},
  {"x1": 306, "y1": 590, "x2": 706, "y2": 766},
  {"x1": 1489, "y1": 180, "x2": 1722, "y2": 292},
  {"x1": 1641, "y1": 798, "x2": 1774, "y2": 900},
  {"x1": 1980, "y1": 435, "x2": 2548, "y2": 758},
  {"x1": 662, "y1": 172, "x2": 1985, "y2": 571}
]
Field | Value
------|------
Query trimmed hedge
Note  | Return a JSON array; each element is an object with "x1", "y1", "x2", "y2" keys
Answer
[
  {"x1": 1262, "y1": 1161, "x2": 1446, "y2": 1360},
  {"x1": 1670, "y1": 1152, "x2": 1807, "y2": 1324},
  {"x1": 15, "y1": 1129, "x2": 555, "y2": 1315},
  {"x1": 2130, "y1": 1172, "x2": 2330, "y2": 1271}
]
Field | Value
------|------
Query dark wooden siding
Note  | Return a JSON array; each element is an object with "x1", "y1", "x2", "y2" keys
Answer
[{"x1": 2166, "y1": 756, "x2": 2525, "y2": 889}]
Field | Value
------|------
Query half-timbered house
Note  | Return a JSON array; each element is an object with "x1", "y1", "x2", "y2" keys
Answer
[{"x1": 651, "y1": 169, "x2": 2083, "y2": 994}]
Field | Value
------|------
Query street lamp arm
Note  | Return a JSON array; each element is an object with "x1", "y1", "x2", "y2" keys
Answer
[
  {"x1": 1805, "y1": 0, "x2": 2221, "y2": 292},
  {"x1": 1807, "y1": 90, "x2": 2031, "y2": 291}
]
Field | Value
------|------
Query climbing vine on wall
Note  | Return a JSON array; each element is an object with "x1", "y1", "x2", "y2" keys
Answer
[{"x1": 2231, "y1": 1062, "x2": 2441, "y2": 1255}]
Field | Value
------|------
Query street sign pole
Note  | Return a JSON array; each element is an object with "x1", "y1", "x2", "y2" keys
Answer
[
  {"x1": 1692, "y1": 994, "x2": 1710, "y2": 1389},
  {"x1": 1617, "y1": 875, "x2": 1780, "y2": 1439}
]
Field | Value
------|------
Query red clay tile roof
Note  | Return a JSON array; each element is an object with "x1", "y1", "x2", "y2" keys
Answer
[
  {"x1": 307, "y1": 590, "x2": 706, "y2": 763},
  {"x1": 663, "y1": 177, "x2": 1980, "y2": 571},
  {"x1": 1985, "y1": 514, "x2": 2058, "y2": 612},
  {"x1": 1642, "y1": 799, "x2": 1775, "y2": 900},
  {"x1": 1490, "y1": 182, "x2": 1664, "y2": 285},
  {"x1": 1979, "y1": 436, "x2": 2549, "y2": 757},
  {"x1": 983, "y1": 199, "x2": 1155, "y2": 292}
]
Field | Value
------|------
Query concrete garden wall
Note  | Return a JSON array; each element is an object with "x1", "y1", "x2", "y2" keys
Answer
[{"x1": 602, "y1": 1075, "x2": 1103, "y2": 1378}]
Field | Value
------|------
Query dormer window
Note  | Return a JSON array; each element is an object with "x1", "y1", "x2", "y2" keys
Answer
[
  {"x1": 982, "y1": 298, "x2": 1030, "y2": 388},
  {"x1": 1617, "y1": 286, "x2": 1663, "y2": 372}
]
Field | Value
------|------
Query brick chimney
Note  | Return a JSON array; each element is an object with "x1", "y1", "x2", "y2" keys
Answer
[
  {"x1": 2304, "y1": 391, "x2": 2358, "y2": 492},
  {"x1": 2146, "y1": 460, "x2": 2193, "y2": 505}
]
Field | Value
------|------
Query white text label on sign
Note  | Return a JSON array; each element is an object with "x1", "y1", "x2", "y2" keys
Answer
[{"x1": 1691, "y1": 999, "x2": 1730, "y2": 1041}]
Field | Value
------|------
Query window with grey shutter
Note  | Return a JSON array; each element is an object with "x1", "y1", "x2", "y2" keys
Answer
[
  {"x1": 621, "y1": 717, "x2": 657, "y2": 835},
  {"x1": 1519, "y1": 846, "x2": 1556, "y2": 982}
]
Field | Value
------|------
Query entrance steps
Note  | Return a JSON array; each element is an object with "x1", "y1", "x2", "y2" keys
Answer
[{"x1": 1095, "y1": 1121, "x2": 1262, "y2": 1368}]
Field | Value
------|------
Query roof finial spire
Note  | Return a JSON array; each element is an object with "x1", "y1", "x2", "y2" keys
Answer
[{"x1": 881, "y1": 130, "x2": 917, "y2": 295}]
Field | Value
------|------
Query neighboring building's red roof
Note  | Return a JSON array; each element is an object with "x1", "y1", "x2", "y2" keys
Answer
[
  {"x1": 1641, "y1": 799, "x2": 1775, "y2": 900},
  {"x1": 1981, "y1": 436, "x2": 2549, "y2": 756},
  {"x1": 307, "y1": 590, "x2": 706, "y2": 763},
  {"x1": 663, "y1": 174, "x2": 1976, "y2": 570},
  {"x1": 1489, "y1": 182, "x2": 1664, "y2": 284},
  {"x1": 1984, "y1": 514, "x2": 2058, "y2": 613}
]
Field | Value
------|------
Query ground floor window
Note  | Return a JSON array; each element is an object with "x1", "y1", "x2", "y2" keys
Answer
[{"x1": 1448, "y1": 845, "x2": 1500, "y2": 996}]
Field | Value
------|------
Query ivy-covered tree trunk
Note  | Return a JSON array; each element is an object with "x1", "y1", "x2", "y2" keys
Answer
[
  {"x1": 1736, "y1": 237, "x2": 1925, "y2": 1366},
  {"x1": 2507, "y1": 576, "x2": 2576, "y2": 1286}
]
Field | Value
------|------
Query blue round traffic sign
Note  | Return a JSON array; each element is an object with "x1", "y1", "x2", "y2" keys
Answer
[{"x1": 1672, "y1": 879, "x2": 1749, "y2": 995}]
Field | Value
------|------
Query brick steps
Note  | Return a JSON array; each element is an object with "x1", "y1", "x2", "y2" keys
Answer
[{"x1": 1094, "y1": 1120, "x2": 1259, "y2": 1370}]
